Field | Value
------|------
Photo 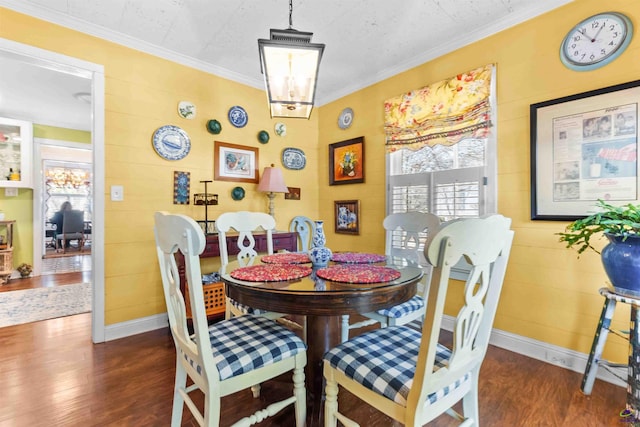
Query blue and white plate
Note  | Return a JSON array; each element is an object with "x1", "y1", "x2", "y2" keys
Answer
[
  {"x1": 338, "y1": 107, "x2": 354, "y2": 129},
  {"x1": 228, "y1": 105, "x2": 248, "y2": 128},
  {"x1": 152, "y1": 125, "x2": 191, "y2": 160},
  {"x1": 282, "y1": 147, "x2": 306, "y2": 170}
]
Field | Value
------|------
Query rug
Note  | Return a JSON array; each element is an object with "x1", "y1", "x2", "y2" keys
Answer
[{"x1": 0, "y1": 283, "x2": 91, "y2": 327}]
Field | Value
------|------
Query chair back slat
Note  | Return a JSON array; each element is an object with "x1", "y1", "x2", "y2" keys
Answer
[
  {"x1": 216, "y1": 211, "x2": 276, "y2": 266},
  {"x1": 408, "y1": 215, "x2": 514, "y2": 416},
  {"x1": 289, "y1": 216, "x2": 315, "y2": 252}
]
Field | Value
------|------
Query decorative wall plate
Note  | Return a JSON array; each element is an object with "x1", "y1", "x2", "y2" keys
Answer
[
  {"x1": 258, "y1": 130, "x2": 270, "y2": 144},
  {"x1": 231, "y1": 186, "x2": 245, "y2": 200},
  {"x1": 178, "y1": 101, "x2": 196, "y2": 119},
  {"x1": 152, "y1": 125, "x2": 191, "y2": 160},
  {"x1": 206, "y1": 119, "x2": 221, "y2": 134},
  {"x1": 282, "y1": 147, "x2": 306, "y2": 170},
  {"x1": 228, "y1": 105, "x2": 248, "y2": 128},
  {"x1": 338, "y1": 107, "x2": 354, "y2": 129},
  {"x1": 275, "y1": 122, "x2": 287, "y2": 136}
]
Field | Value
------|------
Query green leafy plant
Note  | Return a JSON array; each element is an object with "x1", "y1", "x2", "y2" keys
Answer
[{"x1": 557, "y1": 200, "x2": 640, "y2": 254}]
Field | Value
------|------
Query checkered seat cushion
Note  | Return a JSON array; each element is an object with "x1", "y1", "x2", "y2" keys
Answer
[
  {"x1": 324, "y1": 325, "x2": 470, "y2": 406},
  {"x1": 229, "y1": 298, "x2": 268, "y2": 315},
  {"x1": 184, "y1": 315, "x2": 306, "y2": 380},
  {"x1": 375, "y1": 295, "x2": 424, "y2": 318}
]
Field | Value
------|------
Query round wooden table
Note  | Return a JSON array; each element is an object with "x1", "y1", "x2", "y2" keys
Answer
[{"x1": 220, "y1": 255, "x2": 423, "y2": 426}]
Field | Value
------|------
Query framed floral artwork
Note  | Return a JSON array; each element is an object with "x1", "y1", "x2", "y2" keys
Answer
[
  {"x1": 173, "y1": 171, "x2": 190, "y2": 204},
  {"x1": 214, "y1": 141, "x2": 259, "y2": 183},
  {"x1": 334, "y1": 200, "x2": 360, "y2": 235},
  {"x1": 329, "y1": 136, "x2": 365, "y2": 185}
]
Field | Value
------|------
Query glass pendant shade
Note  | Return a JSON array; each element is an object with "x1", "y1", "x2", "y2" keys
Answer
[{"x1": 258, "y1": 28, "x2": 324, "y2": 119}]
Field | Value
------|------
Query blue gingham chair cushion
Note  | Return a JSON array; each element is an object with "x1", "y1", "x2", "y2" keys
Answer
[
  {"x1": 324, "y1": 325, "x2": 470, "y2": 406},
  {"x1": 375, "y1": 295, "x2": 424, "y2": 318},
  {"x1": 185, "y1": 315, "x2": 306, "y2": 380},
  {"x1": 229, "y1": 298, "x2": 268, "y2": 315}
]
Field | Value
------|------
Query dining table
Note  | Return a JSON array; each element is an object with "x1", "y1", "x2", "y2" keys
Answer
[{"x1": 220, "y1": 252, "x2": 423, "y2": 426}]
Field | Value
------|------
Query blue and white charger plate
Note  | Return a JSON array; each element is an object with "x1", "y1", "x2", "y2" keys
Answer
[
  {"x1": 152, "y1": 125, "x2": 191, "y2": 160},
  {"x1": 228, "y1": 106, "x2": 248, "y2": 128},
  {"x1": 282, "y1": 147, "x2": 306, "y2": 170},
  {"x1": 338, "y1": 107, "x2": 354, "y2": 129}
]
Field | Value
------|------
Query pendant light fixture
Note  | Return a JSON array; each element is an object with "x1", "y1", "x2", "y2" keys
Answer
[{"x1": 258, "y1": 0, "x2": 325, "y2": 119}]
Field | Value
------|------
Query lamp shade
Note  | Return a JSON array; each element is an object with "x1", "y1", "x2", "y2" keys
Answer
[
  {"x1": 258, "y1": 165, "x2": 289, "y2": 193},
  {"x1": 258, "y1": 28, "x2": 325, "y2": 119}
]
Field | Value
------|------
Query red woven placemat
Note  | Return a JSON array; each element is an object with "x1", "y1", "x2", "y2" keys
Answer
[
  {"x1": 316, "y1": 265, "x2": 401, "y2": 283},
  {"x1": 331, "y1": 252, "x2": 386, "y2": 264},
  {"x1": 230, "y1": 264, "x2": 312, "y2": 282},
  {"x1": 261, "y1": 253, "x2": 311, "y2": 264}
]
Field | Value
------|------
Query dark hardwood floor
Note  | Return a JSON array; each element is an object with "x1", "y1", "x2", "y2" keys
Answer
[{"x1": 0, "y1": 274, "x2": 628, "y2": 426}]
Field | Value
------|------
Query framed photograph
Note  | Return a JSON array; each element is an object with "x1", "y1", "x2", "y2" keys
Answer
[
  {"x1": 214, "y1": 141, "x2": 259, "y2": 183},
  {"x1": 334, "y1": 200, "x2": 360, "y2": 235},
  {"x1": 531, "y1": 80, "x2": 640, "y2": 220},
  {"x1": 173, "y1": 171, "x2": 190, "y2": 204},
  {"x1": 329, "y1": 136, "x2": 365, "y2": 185},
  {"x1": 285, "y1": 186, "x2": 300, "y2": 200}
]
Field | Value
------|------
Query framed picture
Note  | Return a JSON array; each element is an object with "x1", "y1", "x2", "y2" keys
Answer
[
  {"x1": 285, "y1": 186, "x2": 300, "y2": 200},
  {"x1": 329, "y1": 136, "x2": 365, "y2": 185},
  {"x1": 214, "y1": 141, "x2": 259, "y2": 183},
  {"x1": 530, "y1": 80, "x2": 640, "y2": 220},
  {"x1": 334, "y1": 200, "x2": 360, "y2": 235},
  {"x1": 173, "y1": 171, "x2": 190, "y2": 204}
]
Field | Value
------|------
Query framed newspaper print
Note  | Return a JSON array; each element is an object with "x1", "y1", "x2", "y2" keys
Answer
[{"x1": 530, "y1": 80, "x2": 640, "y2": 220}]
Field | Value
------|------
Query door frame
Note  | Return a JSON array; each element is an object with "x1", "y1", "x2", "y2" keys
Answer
[{"x1": 0, "y1": 37, "x2": 106, "y2": 343}]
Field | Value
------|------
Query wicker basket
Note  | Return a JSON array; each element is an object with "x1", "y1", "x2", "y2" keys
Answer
[
  {"x1": 185, "y1": 281, "x2": 225, "y2": 319},
  {"x1": 0, "y1": 248, "x2": 13, "y2": 274}
]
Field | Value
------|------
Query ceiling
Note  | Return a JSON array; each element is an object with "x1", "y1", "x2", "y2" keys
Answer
[{"x1": 0, "y1": 0, "x2": 572, "y2": 130}]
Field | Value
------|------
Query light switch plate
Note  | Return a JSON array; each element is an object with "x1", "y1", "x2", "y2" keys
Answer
[
  {"x1": 4, "y1": 188, "x2": 18, "y2": 197},
  {"x1": 111, "y1": 185, "x2": 124, "y2": 201}
]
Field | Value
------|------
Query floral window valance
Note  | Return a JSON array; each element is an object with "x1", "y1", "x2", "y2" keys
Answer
[{"x1": 384, "y1": 64, "x2": 494, "y2": 152}]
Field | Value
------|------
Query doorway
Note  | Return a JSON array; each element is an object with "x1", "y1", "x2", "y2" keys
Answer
[{"x1": 0, "y1": 38, "x2": 105, "y2": 342}]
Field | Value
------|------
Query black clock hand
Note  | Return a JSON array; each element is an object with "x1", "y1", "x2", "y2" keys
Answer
[{"x1": 591, "y1": 23, "x2": 604, "y2": 42}]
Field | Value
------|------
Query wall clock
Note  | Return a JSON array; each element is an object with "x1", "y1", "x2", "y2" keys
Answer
[{"x1": 560, "y1": 12, "x2": 633, "y2": 71}]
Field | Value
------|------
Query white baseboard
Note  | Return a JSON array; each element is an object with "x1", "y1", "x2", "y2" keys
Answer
[
  {"x1": 104, "y1": 313, "x2": 168, "y2": 341},
  {"x1": 441, "y1": 315, "x2": 626, "y2": 389}
]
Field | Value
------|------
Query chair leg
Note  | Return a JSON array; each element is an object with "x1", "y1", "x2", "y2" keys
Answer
[
  {"x1": 250, "y1": 384, "x2": 261, "y2": 398},
  {"x1": 324, "y1": 363, "x2": 339, "y2": 427},
  {"x1": 341, "y1": 315, "x2": 350, "y2": 343},
  {"x1": 461, "y1": 371, "x2": 480, "y2": 425},
  {"x1": 292, "y1": 364, "x2": 306, "y2": 427},
  {"x1": 171, "y1": 361, "x2": 188, "y2": 427}
]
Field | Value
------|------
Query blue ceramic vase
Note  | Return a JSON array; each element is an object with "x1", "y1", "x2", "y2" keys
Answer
[
  {"x1": 309, "y1": 220, "x2": 332, "y2": 268},
  {"x1": 601, "y1": 233, "x2": 640, "y2": 296}
]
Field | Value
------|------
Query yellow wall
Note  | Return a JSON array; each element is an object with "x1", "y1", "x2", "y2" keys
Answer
[
  {"x1": 317, "y1": 0, "x2": 639, "y2": 360},
  {"x1": 1, "y1": 0, "x2": 638, "y2": 361}
]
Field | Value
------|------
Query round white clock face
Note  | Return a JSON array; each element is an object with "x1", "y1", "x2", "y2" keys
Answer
[{"x1": 560, "y1": 12, "x2": 633, "y2": 71}]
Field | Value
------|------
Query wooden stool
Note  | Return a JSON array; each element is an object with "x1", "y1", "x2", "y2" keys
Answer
[{"x1": 581, "y1": 287, "x2": 640, "y2": 416}]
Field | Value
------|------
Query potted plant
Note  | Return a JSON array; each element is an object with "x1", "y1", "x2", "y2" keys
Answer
[
  {"x1": 17, "y1": 262, "x2": 33, "y2": 278},
  {"x1": 558, "y1": 199, "x2": 640, "y2": 295}
]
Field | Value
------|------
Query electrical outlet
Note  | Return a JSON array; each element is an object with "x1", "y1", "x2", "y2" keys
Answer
[
  {"x1": 545, "y1": 351, "x2": 574, "y2": 368},
  {"x1": 111, "y1": 185, "x2": 124, "y2": 201}
]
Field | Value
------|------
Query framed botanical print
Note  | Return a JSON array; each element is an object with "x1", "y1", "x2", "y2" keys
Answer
[
  {"x1": 214, "y1": 141, "x2": 259, "y2": 183},
  {"x1": 329, "y1": 137, "x2": 365, "y2": 185}
]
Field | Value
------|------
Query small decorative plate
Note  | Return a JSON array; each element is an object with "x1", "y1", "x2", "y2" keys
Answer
[
  {"x1": 152, "y1": 125, "x2": 191, "y2": 161},
  {"x1": 178, "y1": 101, "x2": 196, "y2": 119},
  {"x1": 206, "y1": 119, "x2": 221, "y2": 134},
  {"x1": 231, "y1": 186, "x2": 245, "y2": 201},
  {"x1": 228, "y1": 105, "x2": 248, "y2": 128},
  {"x1": 275, "y1": 122, "x2": 287, "y2": 136},
  {"x1": 338, "y1": 107, "x2": 354, "y2": 129},
  {"x1": 282, "y1": 147, "x2": 306, "y2": 170},
  {"x1": 258, "y1": 130, "x2": 270, "y2": 144}
]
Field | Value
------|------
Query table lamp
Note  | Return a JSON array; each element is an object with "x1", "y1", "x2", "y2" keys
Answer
[{"x1": 257, "y1": 164, "x2": 289, "y2": 218}]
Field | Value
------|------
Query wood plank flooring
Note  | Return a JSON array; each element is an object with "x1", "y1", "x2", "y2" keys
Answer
[{"x1": 0, "y1": 273, "x2": 628, "y2": 426}]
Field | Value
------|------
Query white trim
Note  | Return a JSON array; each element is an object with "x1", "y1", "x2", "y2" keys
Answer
[
  {"x1": 441, "y1": 315, "x2": 626, "y2": 388},
  {"x1": 0, "y1": 37, "x2": 106, "y2": 344},
  {"x1": 104, "y1": 313, "x2": 169, "y2": 342}
]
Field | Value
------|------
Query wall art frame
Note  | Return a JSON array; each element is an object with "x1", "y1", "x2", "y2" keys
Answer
[
  {"x1": 329, "y1": 136, "x2": 365, "y2": 185},
  {"x1": 530, "y1": 79, "x2": 640, "y2": 221},
  {"x1": 173, "y1": 171, "x2": 190, "y2": 204},
  {"x1": 214, "y1": 141, "x2": 259, "y2": 183},
  {"x1": 285, "y1": 186, "x2": 301, "y2": 200},
  {"x1": 334, "y1": 199, "x2": 360, "y2": 235}
]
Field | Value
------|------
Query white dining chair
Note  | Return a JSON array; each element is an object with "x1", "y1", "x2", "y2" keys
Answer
[
  {"x1": 289, "y1": 216, "x2": 315, "y2": 252},
  {"x1": 324, "y1": 214, "x2": 514, "y2": 426},
  {"x1": 153, "y1": 211, "x2": 307, "y2": 427},
  {"x1": 216, "y1": 211, "x2": 306, "y2": 337},
  {"x1": 340, "y1": 211, "x2": 441, "y2": 342}
]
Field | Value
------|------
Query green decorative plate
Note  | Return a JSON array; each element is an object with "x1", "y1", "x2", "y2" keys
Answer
[{"x1": 231, "y1": 186, "x2": 245, "y2": 201}]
